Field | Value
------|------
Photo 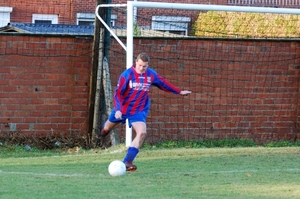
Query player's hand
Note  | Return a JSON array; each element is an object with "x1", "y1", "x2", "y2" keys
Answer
[
  {"x1": 115, "y1": 110, "x2": 122, "y2": 119},
  {"x1": 180, "y1": 90, "x2": 191, "y2": 96}
]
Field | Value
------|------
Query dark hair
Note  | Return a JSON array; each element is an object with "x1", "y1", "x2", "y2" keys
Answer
[{"x1": 136, "y1": 52, "x2": 150, "y2": 62}]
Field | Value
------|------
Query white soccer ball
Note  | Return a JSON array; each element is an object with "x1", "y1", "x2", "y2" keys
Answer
[{"x1": 108, "y1": 160, "x2": 126, "y2": 176}]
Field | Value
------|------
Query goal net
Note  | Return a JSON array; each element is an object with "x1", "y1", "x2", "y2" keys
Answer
[{"x1": 95, "y1": 2, "x2": 300, "y2": 145}]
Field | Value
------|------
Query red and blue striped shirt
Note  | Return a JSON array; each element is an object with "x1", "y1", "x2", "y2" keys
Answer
[{"x1": 113, "y1": 66, "x2": 181, "y2": 115}]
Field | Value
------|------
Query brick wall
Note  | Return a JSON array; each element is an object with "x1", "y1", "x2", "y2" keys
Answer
[
  {"x1": 0, "y1": 0, "x2": 73, "y2": 24},
  {"x1": 0, "y1": 33, "x2": 299, "y2": 144},
  {"x1": 108, "y1": 37, "x2": 300, "y2": 143},
  {"x1": 73, "y1": 0, "x2": 97, "y2": 24},
  {"x1": 0, "y1": 0, "x2": 96, "y2": 24},
  {"x1": 74, "y1": 0, "x2": 96, "y2": 13},
  {"x1": 0, "y1": 34, "x2": 93, "y2": 137}
]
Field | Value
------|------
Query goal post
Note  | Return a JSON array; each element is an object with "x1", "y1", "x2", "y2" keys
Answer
[{"x1": 95, "y1": 1, "x2": 300, "y2": 147}]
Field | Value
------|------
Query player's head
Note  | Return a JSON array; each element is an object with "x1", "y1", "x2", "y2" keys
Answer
[
  {"x1": 135, "y1": 53, "x2": 149, "y2": 74},
  {"x1": 136, "y1": 52, "x2": 150, "y2": 63}
]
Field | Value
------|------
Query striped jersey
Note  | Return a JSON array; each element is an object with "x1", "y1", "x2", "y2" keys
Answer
[{"x1": 113, "y1": 66, "x2": 181, "y2": 115}]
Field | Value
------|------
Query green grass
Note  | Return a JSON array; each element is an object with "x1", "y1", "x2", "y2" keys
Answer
[{"x1": 0, "y1": 143, "x2": 300, "y2": 199}]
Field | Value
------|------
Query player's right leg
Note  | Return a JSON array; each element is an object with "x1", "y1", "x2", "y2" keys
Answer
[
  {"x1": 100, "y1": 109, "x2": 126, "y2": 137},
  {"x1": 97, "y1": 120, "x2": 120, "y2": 147},
  {"x1": 101, "y1": 120, "x2": 119, "y2": 136}
]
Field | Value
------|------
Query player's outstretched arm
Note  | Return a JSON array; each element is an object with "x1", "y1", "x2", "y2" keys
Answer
[{"x1": 180, "y1": 90, "x2": 192, "y2": 96}]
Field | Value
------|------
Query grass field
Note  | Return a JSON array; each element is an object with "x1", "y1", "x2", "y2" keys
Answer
[{"x1": 0, "y1": 145, "x2": 300, "y2": 199}]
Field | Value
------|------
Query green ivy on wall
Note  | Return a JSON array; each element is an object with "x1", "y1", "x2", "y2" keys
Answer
[{"x1": 192, "y1": 11, "x2": 300, "y2": 38}]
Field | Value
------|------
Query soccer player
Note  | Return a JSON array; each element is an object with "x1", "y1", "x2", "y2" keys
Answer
[{"x1": 100, "y1": 52, "x2": 191, "y2": 171}]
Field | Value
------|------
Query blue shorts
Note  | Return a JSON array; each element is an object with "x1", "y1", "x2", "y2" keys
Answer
[{"x1": 108, "y1": 110, "x2": 148, "y2": 128}]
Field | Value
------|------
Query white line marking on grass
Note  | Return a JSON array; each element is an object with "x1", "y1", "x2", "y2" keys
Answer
[
  {"x1": 2, "y1": 149, "x2": 126, "y2": 160},
  {"x1": 2, "y1": 153, "x2": 101, "y2": 160},
  {"x1": 153, "y1": 168, "x2": 300, "y2": 175},
  {"x1": 209, "y1": 168, "x2": 300, "y2": 174},
  {"x1": 0, "y1": 170, "x2": 105, "y2": 177},
  {"x1": 109, "y1": 149, "x2": 125, "y2": 154},
  {"x1": 1, "y1": 168, "x2": 299, "y2": 178}
]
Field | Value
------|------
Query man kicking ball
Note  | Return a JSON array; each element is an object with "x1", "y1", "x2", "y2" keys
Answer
[{"x1": 100, "y1": 52, "x2": 191, "y2": 171}]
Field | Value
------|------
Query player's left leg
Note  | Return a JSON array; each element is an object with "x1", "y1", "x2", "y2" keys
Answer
[
  {"x1": 123, "y1": 121, "x2": 147, "y2": 171},
  {"x1": 130, "y1": 122, "x2": 147, "y2": 148}
]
